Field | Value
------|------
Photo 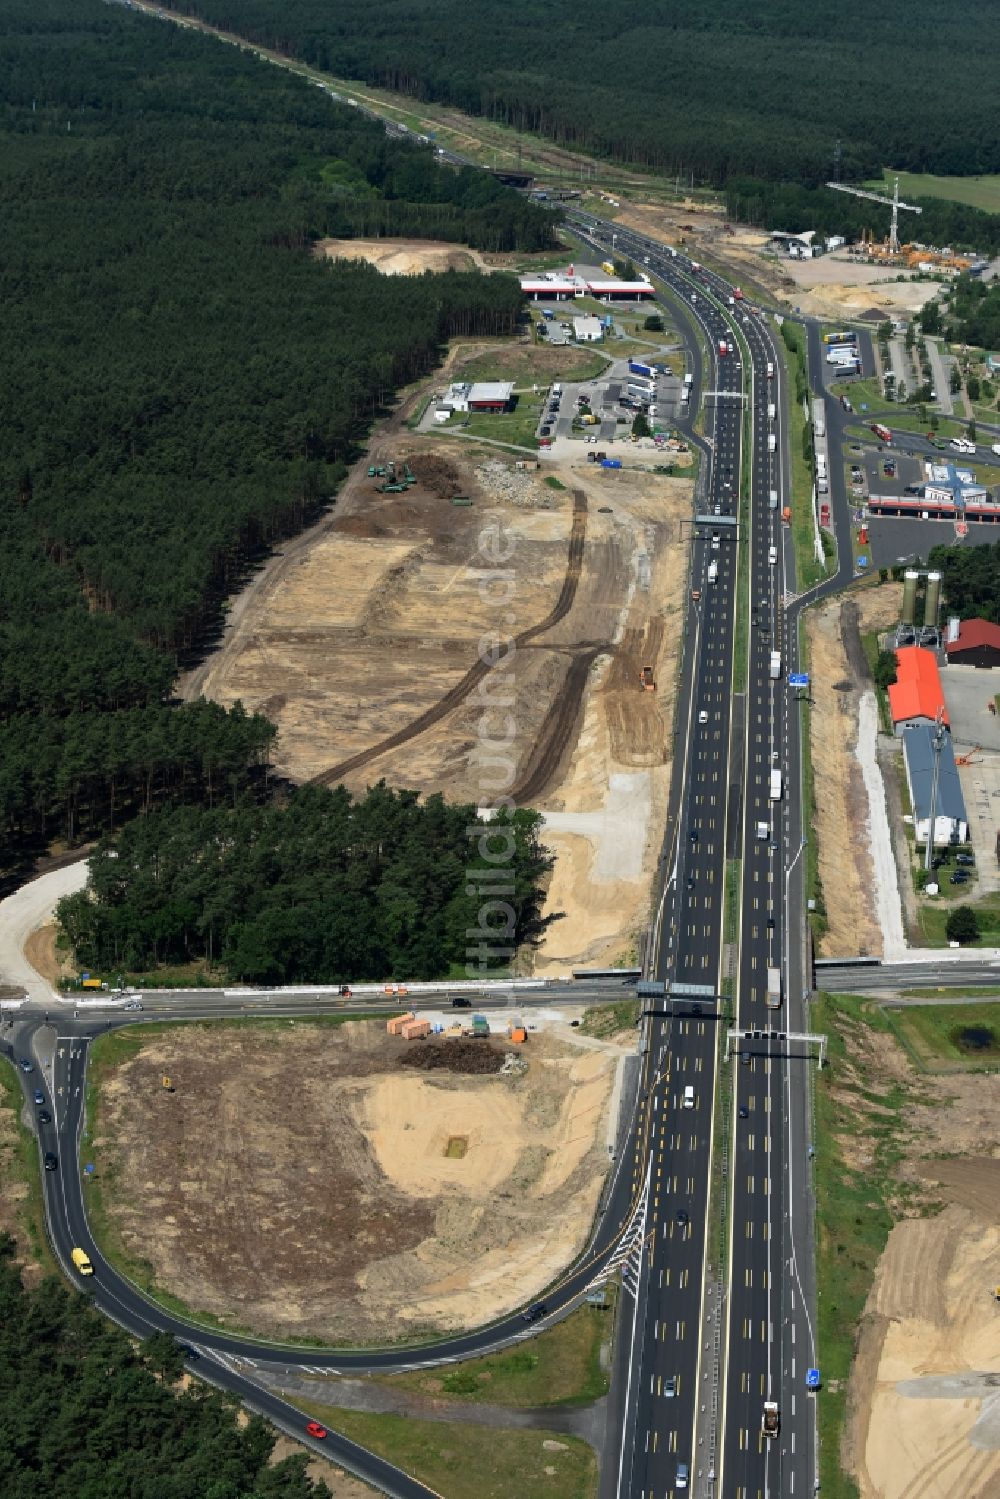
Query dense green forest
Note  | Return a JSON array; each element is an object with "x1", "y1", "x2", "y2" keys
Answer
[
  {"x1": 0, "y1": 0, "x2": 552, "y2": 881},
  {"x1": 921, "y1": 276, "x2": 1000, "y2": 350},
  {"x1": 172, "y1": 0, "x2": 996, "y2": 187},
  {"x1": 926, "y1": 542, "x2": 1000, "y2": 624},
  {"x1": 56, "y1": 785, "x2": 552, "y2": 982},
  {"x1": 0, "y1": 1236, "x2": 331, "y2": 1497}
]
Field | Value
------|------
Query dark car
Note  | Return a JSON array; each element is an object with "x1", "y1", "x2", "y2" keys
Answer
[
  {"x1": 38, "y1": 1110, "x2": 52, "y2": 1125},
  {"x1": 956, "y1": 853, "x2": 975, "y2": 867},
  {"x1": 540, "y1": 425, "x2": 551, "y2": 436},
  {"x1": 33, "y1": 1089, "x2": 45, "y2": 1106},
  {"x1": 689, "y1": 828, "x2": 699, "y2": 843},
  {"x1": 676, "y1": 1208, "x2": 689, "y2": 1226},
  {"x1": 43, "y1": 1153, "x2": 58, "y2": 1172},
  {"x1": 19, "y1": 1058, "x2": 33, "y2": 1074},
  {"x1": 738, "y1": 1105, "x2": 749, "y2": 1120},
  {"x1": 451, "y1": 997, "x2": 472, "y2": 1009},
  {"x1": 741, "y1": 1050, "x2": 751, "y2": 1065},
  {"x1": 766, "y1": 916, "x2": 775, "y2": 930},
  {"x1": 523, "y1": 1302, "x2": 548, "y2": 1323},
  {"x1": 950, "y1": 871, "x2": 970, "y2": 885},
  {"x1": 177, "y1": 1343, "x2": 201, "y2": 1361}
]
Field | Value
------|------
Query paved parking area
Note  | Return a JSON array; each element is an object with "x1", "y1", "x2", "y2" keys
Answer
[
  {"x1": 941, "y1": 663, "x2": 1000, "y2": 751},
  {"x1": 864, "y1": 516, "x2": 1000, "y2": 567},
  {"x1": 957, "y1": 756, "x2": 1000, "y2": 895}
]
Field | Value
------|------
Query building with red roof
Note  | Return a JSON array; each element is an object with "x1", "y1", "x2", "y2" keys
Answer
[
  {"x1": 944, "y1": 617, "x2": 1000, "y2": 669},
  {"x1": 888, "y1": 646, "x2": 949, "y2": 734}
]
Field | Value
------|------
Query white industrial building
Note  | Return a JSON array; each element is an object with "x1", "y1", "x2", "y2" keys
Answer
[
  {"x1": 439, "y1": 380, "x2": 514, "y2": 413},
  {"x1": 901, "y1": 725, "x2": 969, "y2": 845},
  {"x1": 573, "y1": 315, "x2": 604, "y2": 342}
]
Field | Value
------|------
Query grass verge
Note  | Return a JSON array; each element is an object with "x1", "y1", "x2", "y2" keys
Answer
[
  {"x1": 777, "y1": 324, "x2": 829, "y2": 591},
  {"x1": 0, "y1": 1058, "x2": 58, "y2": 1275},
  {"x1": 293, "y1": 1402, "x2": 598, "y2": 1499},
  {"x1": 812, "y1": 991, "x2": 928, "y2": 1499},
  {"x1": 378, "y1": 1300, "x2": 611, "y2": 1407},
  {"x1": 797, "y1": 616, "x2": 827, "y2": 943},
  {"x1": 882, "y1": 1001, "x2": 1000, "y2": 1071},
  {"x1": 915, "y1": 890, "x2": 1000, "y2": 948},
  {"x1": 579, "y1": 999, "x2": 639, "y2": 1038}
]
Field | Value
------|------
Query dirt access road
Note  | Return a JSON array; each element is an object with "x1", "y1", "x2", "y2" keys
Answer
[
  {"x1": 92, "y1": 1018, "x2": 623, "y2": 1344},
  {"x1": 806, "y1": 584, "x2": 902, "y2": 957}
]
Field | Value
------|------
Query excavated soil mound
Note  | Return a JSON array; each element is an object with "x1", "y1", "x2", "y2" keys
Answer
[{"x1": 399, "y1": 1040, "x2": 509, "y2": 1075}]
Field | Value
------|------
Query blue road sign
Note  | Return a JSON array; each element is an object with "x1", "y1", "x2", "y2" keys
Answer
[{"x1": 789, "y1": 672, "x2": 809, "y2": 687}]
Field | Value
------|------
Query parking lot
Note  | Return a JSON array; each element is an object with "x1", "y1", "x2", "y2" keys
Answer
[{"x1": 941, "y1": 663, "x2": 1000, "y2": 753}]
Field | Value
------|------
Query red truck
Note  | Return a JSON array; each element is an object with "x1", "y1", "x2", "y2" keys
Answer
[{"x1": 870, "y1": 422, "x2": 892, "y2": 443}]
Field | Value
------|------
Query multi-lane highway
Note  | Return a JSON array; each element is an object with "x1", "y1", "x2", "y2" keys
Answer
[{"x1": 566, "y1": 215, "x2": 823, "y2": 1498}]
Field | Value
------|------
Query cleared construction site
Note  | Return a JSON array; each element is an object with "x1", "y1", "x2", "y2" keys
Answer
[
  {"x1": 187, "y1": 333, "x2": 695, "y2": 973},
  {"x1": 89, "y1": 1015, "x2": 627, "y2": 1344}
]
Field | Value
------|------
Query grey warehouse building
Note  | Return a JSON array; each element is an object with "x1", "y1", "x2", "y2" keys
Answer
[{"x1": 901, "y1": 726, "x2": 969, "y2": 845}]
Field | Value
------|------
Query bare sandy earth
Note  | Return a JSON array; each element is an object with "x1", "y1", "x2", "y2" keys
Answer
[
  {"x1": 841, "y1": 1020, "x2": 1000, "y2": 1499},
  {"x1": 315, "y1": 237, "x2": 493, "y2": 276},
  {"x1": 94, "y1": 1020, "x2": 623, "y2": 1342},
  {"x1": 0, "y1": 861, "x2": 87, "y2": 1002},
  {"x1": 806, "y1": 585, "x2": 902, "y2": 957}
]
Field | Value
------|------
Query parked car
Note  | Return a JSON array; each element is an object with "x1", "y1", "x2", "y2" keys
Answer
[
  {"x1": 956, "y1": 853, "x2": 975, "y2": 867},
  {"x1": 950, "y1": 871, "x2": 970, "y2": 885}
]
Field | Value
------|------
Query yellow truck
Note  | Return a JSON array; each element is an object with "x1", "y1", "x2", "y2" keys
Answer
[
  {"x1": 600, "y1": 260, "x2": 616, "y2": 276},
  {"x1": 71, "y1": 1247, "x2": 94, "y2": 1276}
]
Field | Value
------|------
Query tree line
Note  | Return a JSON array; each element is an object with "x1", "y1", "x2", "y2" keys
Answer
[
  {"x1": 0, "y1": 0, "x2": 553, "y2": 882},
  {"x1": 169, "y1": 0, "x2": 997, "y2": 188},
  {"x1": 922, "y1": 275, "x2": 1000, "y2": 351},
  {"x1": 57, "y1": 785, "x2": 553, "y2": 983},
  {"x1": 0, "y1": 1234, "x2": 332, "y2": 1497},
  {"x1": 926, "y1": 541, "x2": 1000, "y2": 624}
]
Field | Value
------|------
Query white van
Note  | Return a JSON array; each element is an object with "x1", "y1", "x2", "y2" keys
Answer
[
  {"x1": 768, "y1": 544, "x2": 778, "y2": 565},
  {"x1": 682, "y1": 1085, "x2": 695, "y2": 1109}
]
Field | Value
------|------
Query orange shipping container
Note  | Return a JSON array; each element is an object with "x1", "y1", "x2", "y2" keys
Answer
[
  {"x1": 386, "y1": 1012, "x2": 415, "y2": 1036},
  {"x1": 510, "y1": 1027, "x2": 527, "y2": 1044},
  {"x1": 401, "y1": 1019, "x2": 431, "y2": 1040}
]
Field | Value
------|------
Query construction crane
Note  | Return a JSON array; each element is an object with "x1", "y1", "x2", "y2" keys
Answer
[
  {"x1": 826, "y1": 176, "x2": 923, "y2": 256},
  {"x1": 955, "y1": 745, "x2": 982, "y2": 767}
]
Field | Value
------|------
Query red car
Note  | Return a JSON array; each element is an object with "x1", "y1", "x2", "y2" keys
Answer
[{"x1": 305, "y1": 1422, "x2": 328, "y2": 1440}]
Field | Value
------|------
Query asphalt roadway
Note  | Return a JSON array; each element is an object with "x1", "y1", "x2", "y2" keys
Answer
[{"x1": 567, "y1": 216, "x2": 821, "y2": 1498}]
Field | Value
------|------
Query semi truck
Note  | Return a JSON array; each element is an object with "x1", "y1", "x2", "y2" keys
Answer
[
  {"x1": 823, "y1": 331, "x2": 857, "y2": 346},
  {"x1": 871, "y1": 422, "x2": 892, "y2": 443},
  {"x1": 718, "y1": 339, "x2": 728, "y2": 356},
  {"x1": 766, "y1": 361, "x2": 775, "y2": 379},
  {"x1": 765, "y1": 967, "x2": 782, "y2": 1009},
  {"x1": 707, "y1": 560, "x2": 718, "y2": 583},
  {"x1": 763, "y1": 1401, "x2": 780, "y2": 1437},
  {"x1": 768, "y1": 433, "x2": 776, "y2": 453},
  {"x1": 628, "y1": 359, "x2": 655, "y2": 379},
  {"x1": 769, "y1": 650, "x2": 781, "y2": 679},
  {"x1": 769, "y1": 768, "x2": 782, "y2": 800}
]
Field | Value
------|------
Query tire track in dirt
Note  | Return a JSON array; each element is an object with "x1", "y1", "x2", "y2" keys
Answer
[
  {"x1": 509, "y1": 644, "x2": 613, "y2": 805},
  {"x1": 311, "y1": 491, "x2": 591, "y2": 789}
]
